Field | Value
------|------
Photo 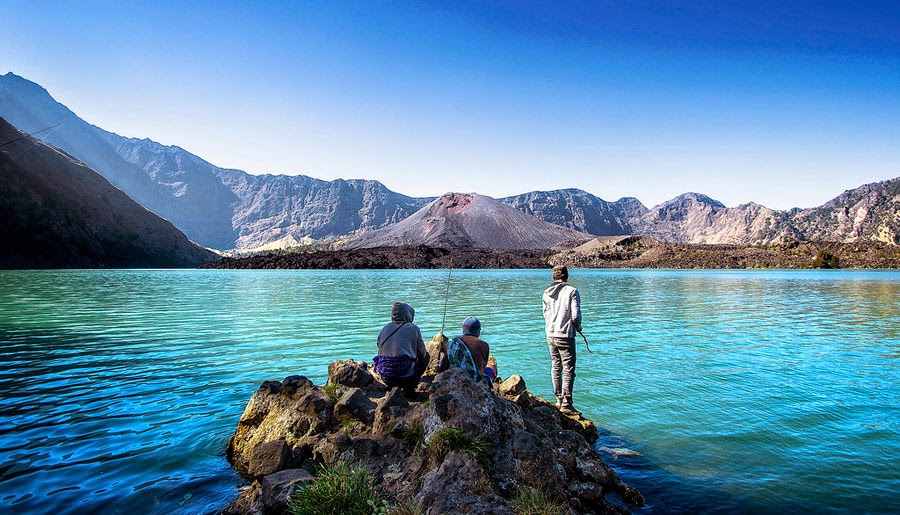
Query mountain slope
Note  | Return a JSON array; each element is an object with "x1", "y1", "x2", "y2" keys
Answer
[
  {"x1": 344, "y1": 193, "x2": 590, "y2": 249},
  {"x1": 2, "y1": 73, "x2": 895, "y2": 249},
  {"x1": 217, "y1": 171, "x2": 430, "y2": 249},
  {"x1": 0, "y1": 72, "x2": 429, "y2": 249},
  {"x1": 790, "y1": 178, "x2": 899, "y2": 244},
  {"x1": 633, "y1": 182, "x2": 898, "y2": 245},
  {"x1": 501, "y1": 189, "x2": 647, "y2": 235},
  {"x1": 0, "y1": 117, "x2": 215, "y2": 268}
]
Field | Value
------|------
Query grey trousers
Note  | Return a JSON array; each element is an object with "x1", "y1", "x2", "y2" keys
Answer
[{"x1": 547, "y1": 337, "x2": 576, "y2": 407}]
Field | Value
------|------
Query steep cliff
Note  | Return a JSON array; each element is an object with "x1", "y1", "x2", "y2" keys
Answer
[
  {"x1": 0, "y1": 117, "x2": 215, "y2": 268},
  {"x1": 0, "y1": 73, "x2": 429, "y2": 250},
  {"x1": 501, "y1": 189, "x2": 647, "y2": 236}
]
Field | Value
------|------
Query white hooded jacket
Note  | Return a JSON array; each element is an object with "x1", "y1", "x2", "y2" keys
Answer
[{"x1": 542, "y1": 281, "x2": 582, "y2": 340}]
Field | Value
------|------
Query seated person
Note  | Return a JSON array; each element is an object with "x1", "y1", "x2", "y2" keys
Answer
[
  {"x1": 445, "y1": 317, "x2": 497, "y2": 383},
  {"x1": 373, "y1": 302, "x2": 427, "y2": 395}
]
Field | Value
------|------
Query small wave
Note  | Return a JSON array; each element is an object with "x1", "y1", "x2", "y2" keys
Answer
[{"x1": 599, "y1": 446, "x2": 642, "y2": 457}]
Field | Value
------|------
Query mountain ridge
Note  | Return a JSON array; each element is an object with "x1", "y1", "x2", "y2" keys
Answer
[
  {"x1": 0, "y1": 73, "x2": 431, "y2": 249},
  {"x1": 0, "y1": 116, "x2": 215, "y2": 268},
  {"x1": 1, "y1": 72, "x2": 897, "y2": 249}
]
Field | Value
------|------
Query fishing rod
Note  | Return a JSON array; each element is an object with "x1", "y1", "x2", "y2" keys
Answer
[
  {"x1": 0, "y1": 123, "x2": 62, "y2": 149},
  {"x1": 439, "y1": 258, "x2": 453, "y2": 335},
  {"x1": 577, "y1": 327, "x2": 593, "y2": 353}
]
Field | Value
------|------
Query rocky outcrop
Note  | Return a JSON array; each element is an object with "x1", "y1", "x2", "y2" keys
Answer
[
  {"x1": 551, "y1": 235, "x2": 900, "y2": 269},
  {"x1": 224, "y1": 360, "x2": 643, "y2": 514},
  {"x1": 206, "y1": 238, "x2": 899, "y2": 270},
  {"x1": 208, "y1": 245, "x2": 555, "y2": 269}
]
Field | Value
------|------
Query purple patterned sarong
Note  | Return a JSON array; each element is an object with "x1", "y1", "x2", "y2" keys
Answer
[{"x1": 373, "y1": 355, "x2": 416, "y2": 380}]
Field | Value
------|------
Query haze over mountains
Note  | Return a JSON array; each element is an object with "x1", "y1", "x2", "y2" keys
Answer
[
  {"x1": 0, "y1": 73, "x2": 429, "y2": 250},
  {"x1": 0, "y1": 117, "x2": 214, "y2": 268},
  {"x1": 1, "y1": 72, "x2": 897, "y2": 251}
]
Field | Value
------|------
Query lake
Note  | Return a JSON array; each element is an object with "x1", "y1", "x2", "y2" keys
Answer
[{"x1": 0, "y1": 269, "x2": 897, "y2": 514}]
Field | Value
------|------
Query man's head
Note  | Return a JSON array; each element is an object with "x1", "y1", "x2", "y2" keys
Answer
[
  {"x1": 552, "y1": 265, "x2": 568, "y2": 282},
  {"x1": 462, "y1": 316, "x2": 482, "y2": 337},
  {"x1": 391, "y1": 302, "x2": 415, "y2": 323}
]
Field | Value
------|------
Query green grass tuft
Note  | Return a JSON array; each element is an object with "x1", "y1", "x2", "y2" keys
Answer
[
  {"x1": 339, "y1": 418, "x2": 362, "y2": 434},
  {"x1": 322, "y1": 382, "x2": 340, "y2": 403},
  {"x1": 290, "y1": 461, "x2": 386, "y2": 515},
  {"x1": 426, "y1": 427, "x2": 489, "y2": 466},
  {"x1": 511, "y1": 486, "x2": 566, "y2": 515},
  {"x1": 398, "y1": 423, "x2": 425, "y2": 452}
]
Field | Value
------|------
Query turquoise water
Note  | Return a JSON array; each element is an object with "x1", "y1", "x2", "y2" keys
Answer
[{"x1": 0, "y1": 269, "x2": 898, "y2": 514}]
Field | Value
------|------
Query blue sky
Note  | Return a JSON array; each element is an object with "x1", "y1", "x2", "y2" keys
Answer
[{"x1": 3, "y1": 1, "x2": 899, "y2": 208}]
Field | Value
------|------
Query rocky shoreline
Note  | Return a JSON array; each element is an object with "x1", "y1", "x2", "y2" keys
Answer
[
  {"x1": 223, "y1": 351, "x2": 644, "y2": 514},
  {"x1": 205, "y1": 237, "x2": 899, "y2": 270}
]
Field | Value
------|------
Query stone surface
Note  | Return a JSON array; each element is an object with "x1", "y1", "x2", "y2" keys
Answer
[
  {"x1": 497, "y1": 374, "x2": 527, "y2": 397},
  {"x1": 372, "y1": 387, "x2": 410, "y2": 435},
  {"x1": 333, "y1": 387, "x2": 376, "y2": 425},
  {"x1": 224, "y1": 359, "x2": 644, "y2": 514},
  {"x1": 248, "y1": 439, "x2": 290, "y2": 477},
  {"x1": 226, "y1": 377, "x2": 330, "y2": 475},
  {"x1": 415, "y1": 452, "x2": 513, "y2": 515},
  {"x1": 259, "y1": 468, "x2": 314, "y2": 512},
  {"x1": 327, "y1": 360, "x2": 374, "y2": 388}
]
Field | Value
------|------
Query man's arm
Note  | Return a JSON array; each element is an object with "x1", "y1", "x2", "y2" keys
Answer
[
  {"x1": 571, "y1": 289, "x2": 582, "y2": 331},
  {"x1": 415, "y1": 328, "x2": 427, "y2": 361}
]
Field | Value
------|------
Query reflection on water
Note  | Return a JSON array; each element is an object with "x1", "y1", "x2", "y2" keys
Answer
[{"x1": 0, "y1": 269, "x2": 898, "y2": 514}]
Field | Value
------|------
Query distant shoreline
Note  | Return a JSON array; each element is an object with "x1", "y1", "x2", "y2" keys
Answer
[{"x1": 203, "y1": 238, "x2": 900, "y2": 270}]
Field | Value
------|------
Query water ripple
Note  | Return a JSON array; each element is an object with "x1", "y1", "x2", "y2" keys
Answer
[{"x1": 0, "y1": 269, "x2": 898, "y2": 514}]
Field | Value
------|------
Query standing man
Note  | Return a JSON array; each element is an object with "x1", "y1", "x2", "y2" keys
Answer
[{"x1": 542, "y1": 265, "x2": 581, "y2": 415}]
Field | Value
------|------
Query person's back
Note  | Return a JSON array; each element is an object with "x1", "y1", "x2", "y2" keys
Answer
[
  {"x1": 445, "y1": 316, "x2": 495, "y2": 383},
  {"x1": 542, "y1": 266, "x2": 581, "y2": 414},
  {"x1": 543, "y1": 279, "x2": 581, "y2": 341},
  {"x1": 374, "y1": 302, "x2": 427, "y2": 393}
]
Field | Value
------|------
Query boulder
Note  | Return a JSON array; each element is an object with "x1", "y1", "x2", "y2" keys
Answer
[
  {"x1": 227, "y1": 379, "x2": 332, "y2": 475},
  {"x1": 333, "y1": 387, "x2": 376, "y2": 425},
  {"x1": 372, "y1": 387, "x2": 410, "y2": 435},
  {"x1": 497, "y1": 374, "x2": 526, "y2": 397},
  {"x1": 222, "y1": 468, "x2": 314, "y2": 515},
  {"x1": 248, "y1": 439, "x2": 290, "y2": 477},
  {"x1": 327, "y1": 359, "x2": 374, "y2": 387},
  {"x1": 260, "y1": 468, "x2": 314, "y2": 512},
  {"x1": 222, "y1": 481, "x2": 263, "y2": 515},
  {"x1": 423, "y1": 368, "x2": 524, "y2": 445},
  {"x1": 423, "y1": 333, "x2": 446, "y2": 377},
  {"x1": 416, "y1": 452, "x2": 513, "y2": 515}
]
